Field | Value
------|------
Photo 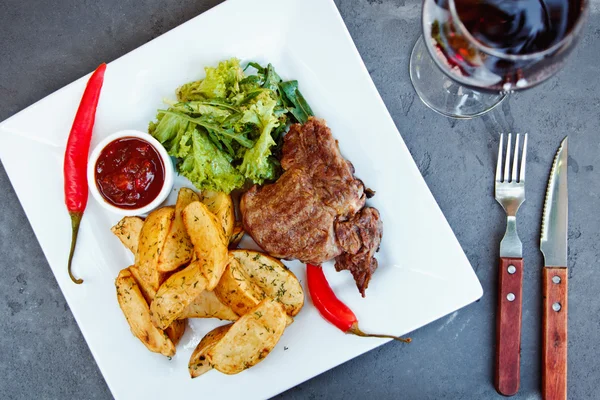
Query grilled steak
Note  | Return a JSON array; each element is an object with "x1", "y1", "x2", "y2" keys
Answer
[{"x1": 240, "y1": 118, "x2": 383, "y2": 296}]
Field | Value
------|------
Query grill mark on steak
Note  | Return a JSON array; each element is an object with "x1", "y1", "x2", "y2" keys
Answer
[{"x1": 241, "y1": 118, "x2": 383, "y2": 296}]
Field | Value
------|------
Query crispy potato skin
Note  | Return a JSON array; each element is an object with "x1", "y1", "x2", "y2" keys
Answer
[
  {"x1": 164, "y1": 319, "x2": 187, "y2": 346},
  {"x1": 150, "y1": 261, "x2": 208, "y2": 330},
  {"x1": 188, "y1": 324, "x2": 232, "y2": 378},
  {"x1": 157, "y1": 188, "x2": 199, "y2": 272},
  {"x1": 198, "y1": 190, "x2": 235, "y2": 240},
  {"x1": 183, "y1": 201, "x2": 228, "y2": 290},
  {"x1": 188, "y1": 299, "x2": 287, "y2": 377},
  {"x1": 135, "y1": 207, "x2": 174, "y2": 291},
  {"x1": 230, "y1": 250, "x2": 304, "y2": 316},
  {"x1": 129, "y1": 265, "x2": 156, "y2": 304},
  {"x1": 209, "y1": 300, "x2": 286, "y2": 375},
  {"x1": 214, "y1": 257, "x2": 266, "y2": 316},
  {"x1": 179, "y1": 290, "x2": 239, "y2": 321},
  {"x1": 228, "y1": 223, "x2": 245, "y2": 249},
  {"x1": 126, "y1": 266, "x2": 187, "y2": 346},
  {"x1": 111, "y1": 217, "x2": 144, "y2": 254},
  {"x1": 115, "y1": 267, "x2": 175, "y2": 357},
  {"x1": 214, "y1": 251, "x2": 304, "y2": 319}
]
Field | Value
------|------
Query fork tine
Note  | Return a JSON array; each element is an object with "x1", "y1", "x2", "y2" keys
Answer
[
  {"x1": 496, "y1": 134, "x2": 504, "y2": 182},
  {"x1": 504, "y1": 133, "x2": 512, "y2": 182},
  {"x1": 512, "y1": 133, "x2": 520, "y2": 183},
  {"x1": 520, "y1": 133, "x2": 528, "y2": 182}
]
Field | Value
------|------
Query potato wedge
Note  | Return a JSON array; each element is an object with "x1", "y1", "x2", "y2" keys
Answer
[
  {"x1": 129, "y1": 265, "x2": 157, "y2": 304},
  {"x1": 214, "y1": 257, "x2": 266, "y2": 316},
  {"x1": 183, "y1": 201, "x2": 228, "y2": 290},
  {"x1": 179, "y1": 290, "x2": 239, "y2": 321},
  {"x1": 150, "y1": 261, "x2": 208, "y2": 330},
  {"x1": 135, "y1": 207, "x2": 174, "y2": 291},
  {"x1": 228, "y1": 222, "x2": 245, "y2": 249},
  {"x1": 198, "y1": 190, "x2": 235, "y2": 239},
  {"x1": 210, "y1": 300, "x2": 286, "y2": 374},
  {"x1": 128, "y1": 266, "x2": 187, "y2": 344},
  {"x1": 188, "y1": 324, "x2": 232, "y2": 378},
  {"x1": 165, "y1": 319, "x2": 187, "y2": 346},
  {"x1": 111, "y1": 216, "x2": 144, "y2": 255},
  {"x1": 157, "y1": 188, "x2": 199, "y2": 272},
  {"x1": 231, "y1": 250, "x2": 304, "y2": 316},
  {"x1": 188, "y1": 299, "x2": 287, "y2": 377},
  {"x1": 115, "y1": 267, "x2": 175, "y2": 357}
]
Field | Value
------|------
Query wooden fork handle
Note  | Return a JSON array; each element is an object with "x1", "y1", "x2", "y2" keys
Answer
[
  {"x1": 495, "y1": 257, "x2": 523, "y2": 396},
  {"x1": 542, "y1": 267, "x2": 568, "y2": 400}
]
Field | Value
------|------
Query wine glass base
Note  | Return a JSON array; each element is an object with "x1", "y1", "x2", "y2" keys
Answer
[{"x1": 409, "y1": 36, "x2": 507, "y2": 119}]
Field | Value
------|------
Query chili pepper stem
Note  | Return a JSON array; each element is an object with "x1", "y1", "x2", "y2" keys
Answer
[
  {"x1": 347, "y1": 322, "x2": 411, "y2": 343},
  {"x1": 68, "y1": 212, "x2": 84, "y2": 284}
]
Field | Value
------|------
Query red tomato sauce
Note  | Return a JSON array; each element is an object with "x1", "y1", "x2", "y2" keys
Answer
[{"x1": 95, "y1": 137, "x2": 165, "y2": 209}]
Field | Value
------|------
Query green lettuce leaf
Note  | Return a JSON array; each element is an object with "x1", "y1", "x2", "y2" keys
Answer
[
  {"x1": 149, "y1": 58, "x2": 314, "y2": 193},
  {"x1": 179, "y1": 129, "x2": 245, "y2": 193},
  {"x1": 166, "y1": 101, "x2": 235, "y2": 119},
  {"x1": 158, "y1": 109, "x2": 254, "y2": 149},
  {"x1": 178, "y1": 58, "x2": 244, "y2": 101},
  {"x1": 238, "y1": 95, "x2": 280, "y2": 184},
  {"x1": 279, "y1": 80, "x2": 314, "y2": 124},
  {"x1": 149, "y1": 113, "x2": 191, "y2": 158}
]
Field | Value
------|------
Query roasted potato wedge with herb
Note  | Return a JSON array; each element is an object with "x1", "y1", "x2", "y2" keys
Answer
[
  {"x1": 111, "y1": 216, "x2": 144, "y2": 255},
  {"x1": 198, "y1": 190, "x2": 235, "y2": 239},
  {"x1": 188, "y1": 324, "x2": 232, "y2": 378},
  {"x1": 129, "y1": 265, "x2": 156, "y2": 304},
  {"x1": 183, "y1": 201, "x2": 228, "y2": 290},
  {"x1": 128, "y1": 266, "x2": 187, "y2": 344},
  {"x1": 231, "y1": 250, "x2": 304, "y2": 316},
  {"x1": 188, "y1": 299, "x2": 287, "y2": 377},
  {"x1": 115, "y1": 267, "x2": 175, "y2": 357},
  {"x1": 164, "y1": 319, "x2": 187, "y2": 346},
  {"x1": 135, "y1": 207, "x2": 174, "y2": 291},
  {"x1": 214, "y1": 257, "x2": 266, "y2": 316},
  {"x1": 228, "y1": 222, "x2": 245, "y2": 249},
  {"x1": 179, "y1": 290, "x2": 239, "y2": 321},
  {"x1": 157, "y1": 188, "x2": 199, "y2": 272},
  {"x1": 150, "y1": 261, "x2": 208, "y2": 330}
]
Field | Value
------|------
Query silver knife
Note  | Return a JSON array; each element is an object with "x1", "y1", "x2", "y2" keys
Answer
[{"x1": 540, "y1": 136, "x2": 569, "y2": 400}]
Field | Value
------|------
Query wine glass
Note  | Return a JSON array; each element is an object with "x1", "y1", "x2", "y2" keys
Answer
[{"x1": 409, "y1": 0, "x2": 589, "y2": 119}]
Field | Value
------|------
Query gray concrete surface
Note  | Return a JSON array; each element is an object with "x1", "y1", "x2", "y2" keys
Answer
[{"x1": 1, "y1": 0, "x2": 599, "y2": 399}]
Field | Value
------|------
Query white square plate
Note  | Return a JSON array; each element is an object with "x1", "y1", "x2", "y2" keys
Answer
[{"x1": 0, "y1": 0, "x2": 483, "y2": 398}]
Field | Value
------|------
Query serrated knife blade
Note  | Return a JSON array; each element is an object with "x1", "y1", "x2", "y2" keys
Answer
[
  {"x1": 540, "y1": 137, "x2": 568, "y2": 267},
  {"x1": 540, "y1": 136, "x2": 569, "y2": 400}
]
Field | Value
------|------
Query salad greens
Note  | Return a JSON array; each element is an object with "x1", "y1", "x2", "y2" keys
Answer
[{"x1": 149, "y1": 58, "x2": 313, "y2": 193}]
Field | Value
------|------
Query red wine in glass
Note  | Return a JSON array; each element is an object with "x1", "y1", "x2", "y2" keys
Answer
[{"x1": 423, "y1": 0, "x2": 588, "y2": 92}]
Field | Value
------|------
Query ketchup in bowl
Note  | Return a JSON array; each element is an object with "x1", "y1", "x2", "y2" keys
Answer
[{"x1": 94, "y1": 137, "x2": 165, "y2": 209}]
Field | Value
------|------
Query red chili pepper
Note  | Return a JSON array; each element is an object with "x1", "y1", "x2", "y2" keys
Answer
[
  {"x1": 64, "y1": 63, "x2": 107, "y2": 284},
  {"x1": 306, "y1": 264, "x2": 411, "y2": 343}
]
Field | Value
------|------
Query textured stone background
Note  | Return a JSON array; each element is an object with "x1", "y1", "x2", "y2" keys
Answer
[{"x1": 1, "y1": 0, "x2": 599, "y2": 399}]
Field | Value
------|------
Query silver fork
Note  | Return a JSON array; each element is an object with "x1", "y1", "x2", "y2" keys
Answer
[{"x1": 494, "y1": 133, "x2": 528, "y2": 397}]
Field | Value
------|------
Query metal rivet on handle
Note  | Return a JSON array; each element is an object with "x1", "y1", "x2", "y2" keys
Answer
[
  {"x1": 553, "y1": 302, "x2": 562, "y2": 312},
  {"x1": 552, "y1": 276, "x2": 561, "y2": 284},
  {"x1": 508, "y1": 265, "x2": 516, "y2": 274},
  {"x1": 507, "y1": 293, "x2": 515, "y2": 301}
]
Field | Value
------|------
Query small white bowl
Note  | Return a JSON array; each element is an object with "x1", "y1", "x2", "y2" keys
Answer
[{"x1": 87, "y1": 130, "x2": 174, "y2": 216}]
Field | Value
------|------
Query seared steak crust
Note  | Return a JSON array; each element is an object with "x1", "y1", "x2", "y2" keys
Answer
[
  {"x1": 241, "y1": 170, "x2": 340, "y2": 264},
  {"x1": 241, "y1": 118, "x2": 383, "y2": 296},
  {"x1": 334, "y1": 207, "x2": 383, "y2": 296}
]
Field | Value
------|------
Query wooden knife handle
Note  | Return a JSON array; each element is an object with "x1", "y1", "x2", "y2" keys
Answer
[
  {"x1": 495, "y1": 257, "x2": 523, "y2": 396},
  {"x1": 542, "y1": 267, "x2": 568, "y2": 400}
]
